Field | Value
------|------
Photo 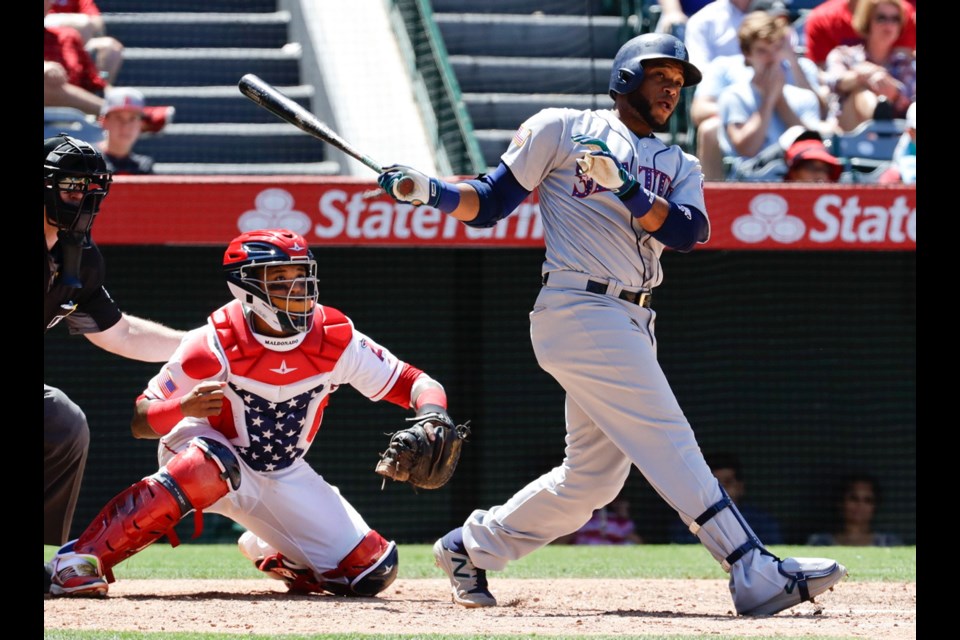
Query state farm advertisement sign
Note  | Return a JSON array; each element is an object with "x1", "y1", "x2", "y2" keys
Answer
[
  {"x1": 95, "y1": 177, "x2": 915, "y2": 251},
  {"x1": 706, "y1": 183, "x2": 915, "y2": 250}
]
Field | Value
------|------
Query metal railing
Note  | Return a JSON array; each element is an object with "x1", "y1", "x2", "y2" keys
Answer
[{"x1": 386, "y1": 0, "x2": 486, "y2": 176}]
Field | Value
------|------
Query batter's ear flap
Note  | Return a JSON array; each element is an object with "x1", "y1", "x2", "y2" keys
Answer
[{"x1": 617, "y1": 68, "x2": 636, "y2": 84}]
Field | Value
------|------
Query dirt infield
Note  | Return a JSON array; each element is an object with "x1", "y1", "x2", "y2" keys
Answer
[{"x1": 44, "y1": 578, "x2": 915, "y2": 638}]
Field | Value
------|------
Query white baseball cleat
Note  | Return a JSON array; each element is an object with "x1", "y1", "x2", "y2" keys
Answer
[
  {"x1": 736, "y1": 557, "x2": 847, "y2": 616},
  {"x1": 433, "y1": 537, "x2": 497, "y2": 608}
]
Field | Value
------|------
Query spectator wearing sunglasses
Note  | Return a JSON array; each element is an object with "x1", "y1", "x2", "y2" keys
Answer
[{"x1": 822, "y1": 0, "x2": 916, "y2": 131}]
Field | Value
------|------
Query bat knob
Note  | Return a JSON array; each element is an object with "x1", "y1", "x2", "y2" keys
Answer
[{"x1": 397, "y1": 177, "x2": 415, "y2": 198}]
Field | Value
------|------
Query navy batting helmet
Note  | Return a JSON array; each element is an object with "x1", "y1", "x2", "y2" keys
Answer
[{"x1": 608, "y1": 33, "x2": 702, "y2": 98}]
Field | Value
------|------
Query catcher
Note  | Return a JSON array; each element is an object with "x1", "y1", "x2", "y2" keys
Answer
[{"x1": 46, "y1": 228, "x2": 467, "y2": 598}]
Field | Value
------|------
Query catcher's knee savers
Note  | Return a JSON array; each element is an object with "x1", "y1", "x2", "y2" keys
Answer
[
  {"x1": 72, "y1": 437, "x2": 241, "y2": 581},
  {"x1": 322, "y1": 530, "x2": 399, "y2": 597}
]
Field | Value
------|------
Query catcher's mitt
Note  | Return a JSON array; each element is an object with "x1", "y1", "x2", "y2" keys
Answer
[{"x1": 375, "y1": 411, "x2": 470, "y2": 490}]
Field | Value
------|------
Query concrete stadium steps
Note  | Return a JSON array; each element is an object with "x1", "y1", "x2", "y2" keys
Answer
[
  {"x1": 473, "y1": 130, "x2": 515, "y2": 165},
  {"x1": 430, "y1": 0, "x2": 619, "y2": 16},
  {"x1": 464, "y1": 93, "x2": 612, "y2": 129},
  {"x1": 98, "y1": 0, "x2": 277, "y2": 13},
  {"x1": 83, "y1": 0, "x2": 336, "y2": 172},
  {"x1": 135, "y1": 124, "x2": 327, "y2": 164},
  {"x1": 449, "y1": 55, "x2": 611, "y2": 94},
  {"x1": 154, "y1": 162, "x2": 340, "y2": 176},
  {"x1": 104, "y1": 12, "x2": 291, "y2": 49},
  {"x1": 134, "y1": 85, "x2": 314, "y2": 124},
  {"x1": 435, "y1": 13, "x2": 623, "y2": 58},
  {"x1": 433, "y1": 0, "x2": 631, "y2": 168},
  {"x1": 118, "y1": 47, "x2": 301, "y2": 87}
]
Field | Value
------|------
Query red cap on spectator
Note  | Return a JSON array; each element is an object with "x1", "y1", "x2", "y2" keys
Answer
[{"x1": 786, "y1": 139, "x2": 842, "y2": 182}]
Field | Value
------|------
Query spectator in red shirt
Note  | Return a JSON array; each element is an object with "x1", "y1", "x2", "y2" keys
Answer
[
  {"x1": 44, "y1": 0, "x2": 173, "y2": 133},
  {"x1": 44, "y1": 20, "x2": 106, "y2": 117},
  {"x1": 557, "y1": 495, "x2": 644, "y2": 545},
  {"x1": 45, "y1": 0, "x2": 123, "y2": 83},
  {"x1": 822, "y1": 0, "x2": 916, "y2": 131},
  {"x1": 804, "y1": 0, "x2": 916, "y2": 68}
]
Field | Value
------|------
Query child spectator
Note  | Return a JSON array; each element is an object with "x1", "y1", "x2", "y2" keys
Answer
[
  {"x1": 98, "y1": 88, "x2": 156, "y2": 175},
  {"x1": 718, "y1": 11, "x2": 832, "y2": 175},
  {"x1": 691, "y1": 10, "x2": 826, "y2": 180}
]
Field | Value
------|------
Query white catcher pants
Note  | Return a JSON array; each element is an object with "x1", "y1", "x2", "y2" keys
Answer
[{"x1": 159, "y1": 424, "x2": 370, "y2": 578}]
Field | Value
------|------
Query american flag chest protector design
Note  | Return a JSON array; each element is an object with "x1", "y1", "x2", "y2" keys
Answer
[{"x1": 146, "y1": 299, "x2": 404, "y2": 473}]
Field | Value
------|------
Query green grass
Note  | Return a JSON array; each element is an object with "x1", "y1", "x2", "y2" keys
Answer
[{"x1": 43, "y1": 542, "x2": 915, "y2": 582}]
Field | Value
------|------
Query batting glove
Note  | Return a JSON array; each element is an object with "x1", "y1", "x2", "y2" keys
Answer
[
  {"x1": 378, "y1": 165, "x2": 442, "y2": 207},
  {"x1": 571, "y1": 135, "x2": 654, "y2": 218},
  {"x1": 571, "y1": 135, "x2": 636, "y2": 196}
]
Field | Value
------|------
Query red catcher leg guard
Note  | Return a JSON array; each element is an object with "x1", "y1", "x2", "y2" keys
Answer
[
  {"x1": 73, "y1": 439, "x2": 237, "y2": 581},
  {"x1": 323, "y1": 530, "x2": 392, "y2": 581}
]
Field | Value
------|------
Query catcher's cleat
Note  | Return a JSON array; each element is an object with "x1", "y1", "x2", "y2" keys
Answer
[
  {"x1": 239, "y1": 531, "x2": 327, "y2": 594},
  {"x1": 48, "y1": 548, "x2": 109, "y2": 597},
  {"x1": 736, "y1": 557, "x2": 848, "y2": 616},
  {"x1": 433, "y1": 532, "x2": 496, "y2": 608},
  {"x1": 256, "y1": 553, "x2": 327, "y2": 594}
]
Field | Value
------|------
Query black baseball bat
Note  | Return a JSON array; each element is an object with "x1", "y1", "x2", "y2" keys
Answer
[{"x1": 238, "y1": 73, "x2": 387, "y2": 176}]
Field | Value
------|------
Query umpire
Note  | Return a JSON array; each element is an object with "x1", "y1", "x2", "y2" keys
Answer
[{"x1": 43, "y1": 134, "x2": 184, "y2": 592}]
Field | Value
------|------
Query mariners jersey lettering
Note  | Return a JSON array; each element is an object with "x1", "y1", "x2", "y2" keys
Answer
[
  {"x1": 503, "y1": 108, "x2": 709, "y2": 290},
  {"x1": 141, "y1": 300, "x2": 404, "y2": 472}
]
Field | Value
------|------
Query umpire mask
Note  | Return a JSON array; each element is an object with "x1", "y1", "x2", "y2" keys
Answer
[{"x1": 43, "y1": 135, "x2": 113, "y2": 287}]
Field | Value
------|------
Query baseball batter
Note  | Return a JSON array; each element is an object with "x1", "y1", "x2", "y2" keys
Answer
[
  {"x1": 378, "y1": 33, "x2": 846, "y2": 616},
  {"x1": 47, "y1": 229, "x2": 456, "y2": 598}
]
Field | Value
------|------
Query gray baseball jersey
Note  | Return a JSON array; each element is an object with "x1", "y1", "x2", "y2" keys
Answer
[
  {"x1": 502, "y1": 108, "x2": 709, "y2": 289},
  {"x1": 460, "y1": 109, "x2": 793, "y2": 610}
]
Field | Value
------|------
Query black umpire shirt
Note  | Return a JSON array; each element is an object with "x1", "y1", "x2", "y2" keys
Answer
[{"x1": 44, "y1": 235, "x2": 123, "y2": 334}]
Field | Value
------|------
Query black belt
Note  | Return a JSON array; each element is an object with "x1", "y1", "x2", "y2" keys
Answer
[{"x1": 543, "y1": 273, "x2": 652, "y2": 308}]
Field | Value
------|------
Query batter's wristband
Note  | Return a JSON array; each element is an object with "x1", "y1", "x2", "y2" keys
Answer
[
  {"x1": 145, "y1": 397, "x2": 185, "y2": 435},
  {"x1": 429, "y1": 179, "x2": 462, "y2": 213},
  {"x1": 618, "y1": 183, "x2": 656, "y2": 219}
]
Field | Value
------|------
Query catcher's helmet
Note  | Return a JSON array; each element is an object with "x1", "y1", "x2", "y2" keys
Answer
[
  {"x1": 43, "y1": 134, "x2": 113, "y2": 240},
  {"x1": 608, "y1": 33, "x2": 702, "y2": 98},
  {"x1": 223, "y1": 228, "x2": 319, "y2": 335}
]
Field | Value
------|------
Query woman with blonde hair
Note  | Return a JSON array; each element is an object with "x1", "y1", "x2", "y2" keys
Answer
[{"x1": 823, "y1": 0, "x2": 916, "y2": 131}]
